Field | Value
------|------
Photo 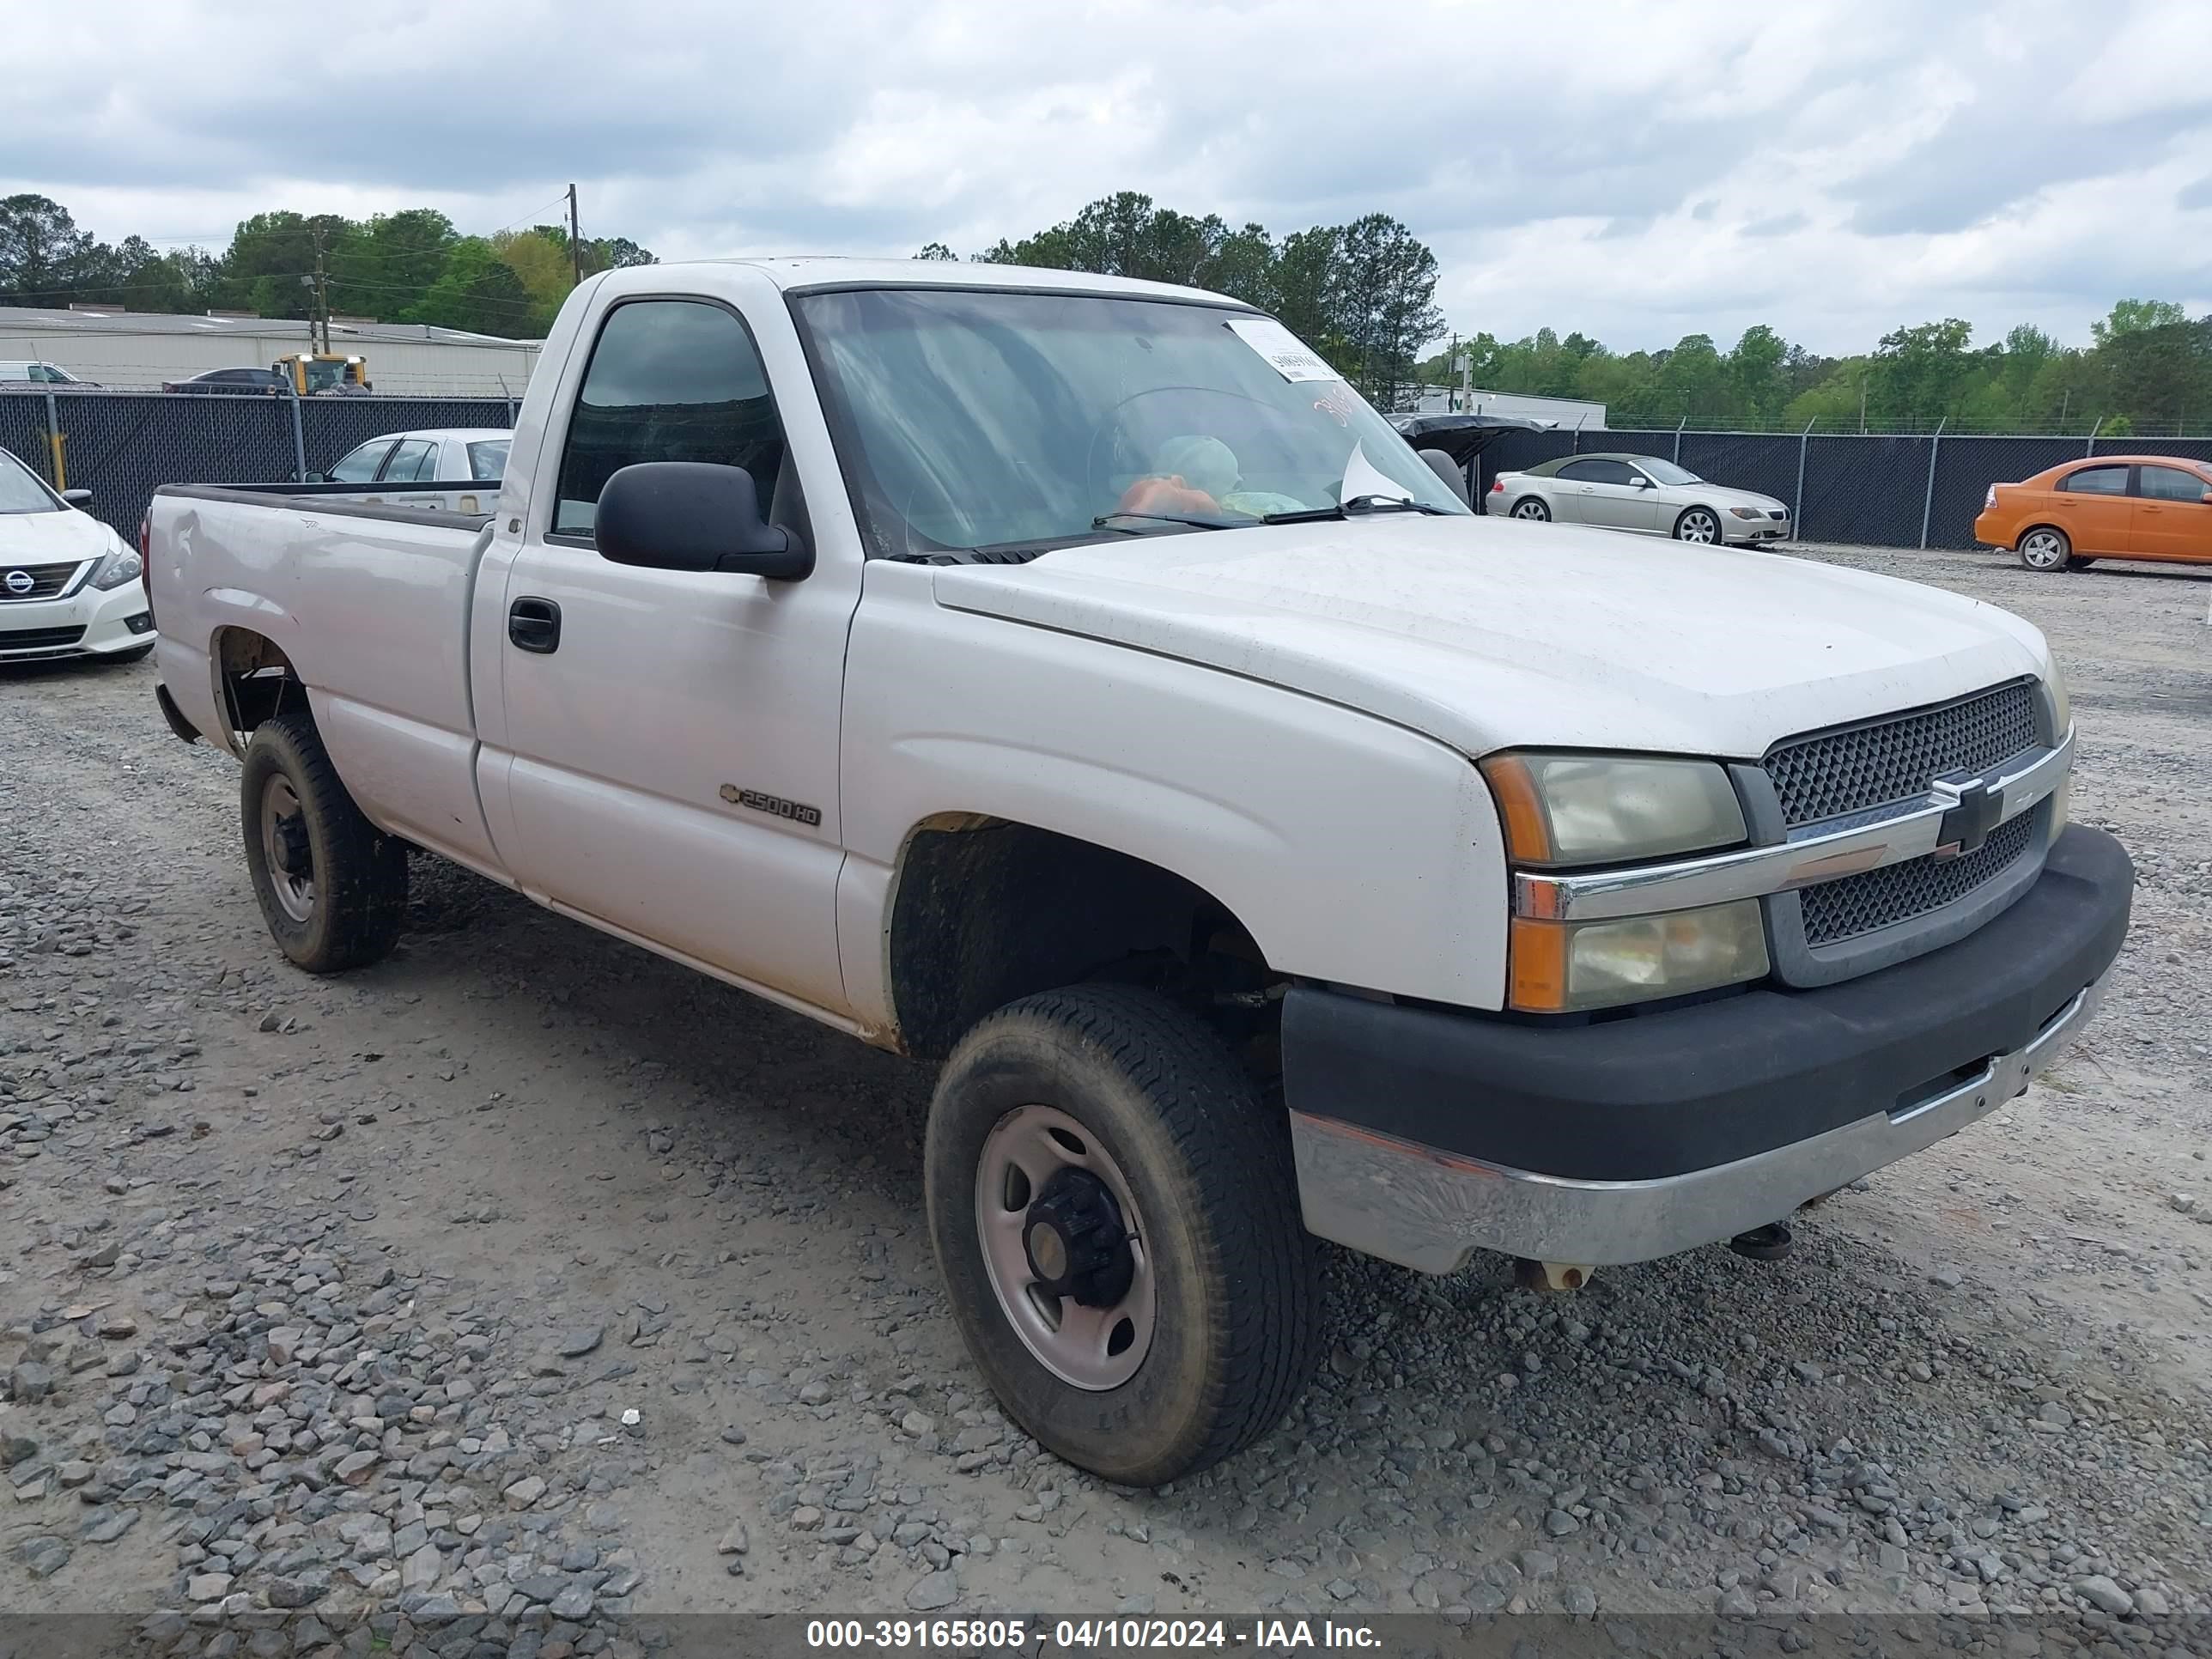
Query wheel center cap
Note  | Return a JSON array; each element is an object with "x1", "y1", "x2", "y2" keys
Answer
[{"x1": 1021, "y1": 1169, "x2": 1135, "y2": 1308}]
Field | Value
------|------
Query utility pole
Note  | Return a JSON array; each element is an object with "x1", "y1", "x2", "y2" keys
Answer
[
  {"x1": 1857, "y1": 371, "x2": 1867, "y2": 435},
  {"x1": 311, "y1": 228, "x2": 331, "y2": 356},
  {"x1": 567, "y1": 184, "x2": 583, "y2": 289}
]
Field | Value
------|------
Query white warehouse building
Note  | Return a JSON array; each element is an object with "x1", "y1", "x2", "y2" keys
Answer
[{"x1": 0, "y1": 306, "x2": 542, "y2": 397}]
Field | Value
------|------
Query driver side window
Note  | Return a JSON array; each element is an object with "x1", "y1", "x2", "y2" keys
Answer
[{"x1": 551, "y1": 300, "x2": 788, "y2": 543}]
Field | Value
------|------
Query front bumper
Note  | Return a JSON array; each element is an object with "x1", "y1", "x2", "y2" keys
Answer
[
  {"x1": 1283, "y1": 824, "x2": 2131, "y2": 1271},
  {"x1": 0, "y1": 576, "x2": 155, "y2": 660},
  {"x1": 1727, "y1": 510, "x2": 1791, "y2": 543}
]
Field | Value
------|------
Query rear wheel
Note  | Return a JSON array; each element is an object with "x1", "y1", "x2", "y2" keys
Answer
[
  {"x1": 1510, "y1": 497, "x2": 1550, "y2": 522},
  {"x1": 1674, "y1": 506, "x2": 1722, "y2": 544},
  {"x1": 2018, "y1": 527, "x2": 2070, "y2": 571},
  {"x1": 925, "y1": 984, "x2": 1320, "y2": 1486},
  {"x1": 240, "y1": 713, "x2": 408, "y2": 973}
]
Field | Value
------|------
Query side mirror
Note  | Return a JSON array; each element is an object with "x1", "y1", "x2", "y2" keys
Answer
[
  {"x1": 593, "y1": 461, "x2": 812, "y2": 581},
  {"x1": 1631, "y1": 475, "x2": 1655, "y2": 488},
  {"x1": 2201, "y1": 488, "x2": 2212, "y2": 506},
  {"x1": 304, "y1": 471, "x2": 327, "y2": 483},
  {"x1": 1415, "y1": 447, "x2": 1470, "y2": 507},
  {"x1": 61, "y1": 488, "x2": 93, "y2": 507}
]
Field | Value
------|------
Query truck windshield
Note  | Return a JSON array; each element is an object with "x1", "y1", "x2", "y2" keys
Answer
[
  {"x1": 301, "y1": 359, "x2": 352, "y2": 392},
  {"x1": 794, "y1": 287, "x2": 1468, "y2": 557}
]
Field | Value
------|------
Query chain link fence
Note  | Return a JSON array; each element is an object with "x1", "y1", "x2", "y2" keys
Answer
[
  {"x1": 0, "y1": 389, "x2": 518, "y2": 539},
  {"x1": 1474, "y1": 427, "x2": 2212, "y2": 550}
]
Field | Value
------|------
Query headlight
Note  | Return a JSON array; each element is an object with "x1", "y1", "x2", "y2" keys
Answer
[
  {"x1": 91, "y1": 541, "x2": 143, "y2": 591},
  {"x1": 1509, "y1": 900, "x2": 1769, "y2": 1013},
  {"x1": 1481, "y1": 753, "x2": 1747, "y2": 866},
  {"x1": 1729, "y1": 506, "x2": 1762, "y2": 520}
]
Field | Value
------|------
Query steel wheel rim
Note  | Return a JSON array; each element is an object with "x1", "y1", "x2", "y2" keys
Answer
[
  {"x1": 2021, "y1": 532, "x2": 2064, "y2": 568},
  {"x1": 1680, "y1": 511, "x2": 1717, "y2": 543},
  {"x1": 259, "y1": 777, "x2": 315, "y2": 923},
  {"x1": 975, "y1": 1104, "x2": 1157, "y2": 1391},
  {"x1": 1513, "y1": 501, "x2": 1546, "y2": 520}
]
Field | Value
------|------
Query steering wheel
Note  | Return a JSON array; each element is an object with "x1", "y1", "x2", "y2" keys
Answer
[{"x1": 1083, "y1": 385, "x2": 1290, "y2": 516}]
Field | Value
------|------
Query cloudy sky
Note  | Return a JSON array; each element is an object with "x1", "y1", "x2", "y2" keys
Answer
[{"x1": 9, "y1": 0, "x2": 2210, "y2": 354}]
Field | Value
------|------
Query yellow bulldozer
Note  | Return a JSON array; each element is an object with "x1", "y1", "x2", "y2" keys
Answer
[{"x1": 271, "y1": 353, "x2": 371, "y2": 395}]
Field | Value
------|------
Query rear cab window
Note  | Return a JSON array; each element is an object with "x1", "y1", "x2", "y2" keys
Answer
[
  {"x1": 2059, "y1": 465, "x2": 2128, "y2": 495},
  {"x1": 550, "y1": 299, "x2": 788, "y2": 544}
]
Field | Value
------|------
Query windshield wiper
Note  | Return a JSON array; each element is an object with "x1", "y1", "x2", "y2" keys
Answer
[
  {"x1": 1262, "y1": 495, "x2": 1451, "y2": 526},
  {"x1": 1091, "y1": 511, "x2": 1243, "y2": 532}
]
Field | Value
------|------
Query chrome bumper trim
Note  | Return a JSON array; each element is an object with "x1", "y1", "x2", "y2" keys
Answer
[
  {"x1": 1290, "y1": 972, "x2": 2106, "y2": 1273},
  {"x1": 1516, "y1": 729, "x2": 2071, "y2": 922}
]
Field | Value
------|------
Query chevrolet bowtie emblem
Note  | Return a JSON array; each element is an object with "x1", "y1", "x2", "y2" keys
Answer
[{"x1": 1929, "y1": 771, "x2": 2001, "y2": 861}]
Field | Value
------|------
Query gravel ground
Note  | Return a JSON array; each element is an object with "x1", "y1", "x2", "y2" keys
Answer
[{"x1": 2, "y1": 542, "x2": 2209, "y2": 1655}]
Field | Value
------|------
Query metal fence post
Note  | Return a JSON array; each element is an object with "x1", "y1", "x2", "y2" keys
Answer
[
  {"x1": 286, "y1": 383, "x2": 307, "y2": 482},
  {"x1": 1794, "y1": 417, "x2": 1814, "y2": 542},
  {"x1": 1674, "y1": 414, "x2": 1686, "y2": 465},
  {"x1": 2084, "y1": 416, "x2": 2103, "y2": 458},
  {"x1": 42, "y1": 387, "x2": 64, "y2": 488},
  {"x1": 1918, "y1": 416, "x2": 1946, "y2": 550},
  {"x1": 499, "y1": 376, "x2": 516, "y2": 425},
  {"x1": 1573, "y1": 413, "x2": 1587, "y2": 453}
]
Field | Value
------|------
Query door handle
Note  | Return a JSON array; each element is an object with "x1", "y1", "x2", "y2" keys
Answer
[{"x1": 508, "y1": 597, "x2": 562, "y2": 653}]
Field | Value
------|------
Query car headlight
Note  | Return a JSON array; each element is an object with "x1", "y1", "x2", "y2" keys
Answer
[
  {"x1": 1480, "y1": 752, "x2": 1747, "y2": 867},
  {"x1": 91, "y1": 540, "x2": 143, "y2": 591},
  {"x1": 1509, "y1": 900, "x2": 1770, "y2": 1013},
  {"x1": 1483, "y1": 751, "x2": 1764, "y2": 1012},
  {"x1": 1729, "y1": 506, "x2": 1762, "y2": 520}
]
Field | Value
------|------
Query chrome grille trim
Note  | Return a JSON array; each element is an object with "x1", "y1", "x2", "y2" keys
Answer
[{"x1": 0, "y1": 559, "x2": 88, "y2": 601}]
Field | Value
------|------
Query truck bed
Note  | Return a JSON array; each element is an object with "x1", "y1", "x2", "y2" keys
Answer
[{"x1": 149, "y1": 479, "x2": 504, "y2": 873}]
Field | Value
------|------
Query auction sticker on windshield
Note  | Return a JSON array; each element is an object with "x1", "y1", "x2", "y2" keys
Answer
[{"x1": 1226, "y1": 317, "x2": 1340, "y2": 383}]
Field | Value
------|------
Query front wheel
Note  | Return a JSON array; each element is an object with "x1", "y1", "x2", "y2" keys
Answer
[
  {"x1": 1674, "y1": 507, "x2": 1722, "y2": 544},
  {"x1": 925, "y1": 984, "x2": 1320, "y2": 1486},
  {"x1": 1510, "y1": 497, "x2": 1551, "y2": 522},
  {"x1": 2018, "y1": 527, "x2": 2071, "y2": 571},
  {"x1": 240, "y1": 714, "x2": 408, "y2": 973}
]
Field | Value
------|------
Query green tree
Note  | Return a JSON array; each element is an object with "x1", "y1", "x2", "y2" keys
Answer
[
  {"x1": 404, "y1": 238, "x2": 535, "y2": 336},
  {"x1": 1868, "y1": 319, "x2": 1974, "y2": 425},
  {"x1": 1331, "y1": 213, "x2": 1445, "y2": 405},
  {"x1": 0, "y1": 194, "x2": 100, "y2": 304},
  {"x1": 915, "y1": 241, "x2": 957, "y2": 261},
  {"x1": 1726, "y1": 325, "x2": 1790, "y2": 426},
  {"x1": 2090, "y1": 299, "x2": 2187, "y2": 348}
]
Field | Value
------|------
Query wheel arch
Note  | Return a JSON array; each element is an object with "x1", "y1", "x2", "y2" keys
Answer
[
  {"x1": 883, "y1": 812, "x2": 1276, "y2": 1061},
  {"x1": 210, "y1": 626, "x2": 310, "y2": 749}
]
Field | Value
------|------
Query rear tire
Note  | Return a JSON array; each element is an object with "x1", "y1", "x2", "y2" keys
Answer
[
  {"x1": 925, "y1": 983, "x2": 1320, "y2": 1486},
  {"x1": 1510, "y1": 497, "x2": 1551, "y2": 522},
  {"x1": 2018, "y1": 526, "x2": 2070, "y2": 571},
  {"x1": 240, "y1": 713, "x2": 407, "y2": 974}
]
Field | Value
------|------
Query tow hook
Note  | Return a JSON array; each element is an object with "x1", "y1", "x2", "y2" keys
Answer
[
  {"x1": 1729, "y1": 1221, "x2": 1794, "y2": 1261},
  {"x1": 1514, "y1": 1258, "x2": 1593, "y2": 1292}
]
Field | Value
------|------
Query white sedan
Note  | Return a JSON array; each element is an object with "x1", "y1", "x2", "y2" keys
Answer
[
  {"x1": 0, "y1": 451, "x2": 153, "y2": 665},
  {"x1": 315, "y1": 428, "x2": 511, "y2": 515},
  {"x1": 1486, "y1": 452, "x2": 1792, "y2": 545}
]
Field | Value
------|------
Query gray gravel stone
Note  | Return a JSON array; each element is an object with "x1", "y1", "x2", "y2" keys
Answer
[{"x1": 907, "y1": 1571, "x2": 959, "y2": 1609}]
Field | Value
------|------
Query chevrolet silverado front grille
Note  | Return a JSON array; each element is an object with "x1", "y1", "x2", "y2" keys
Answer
[
  {"x1": 1765, "y1": 680, "x2": 2039, "y2": 829},
  {"x1": 1799, "y1": 812, "x2": 2037, "y2": 946}
]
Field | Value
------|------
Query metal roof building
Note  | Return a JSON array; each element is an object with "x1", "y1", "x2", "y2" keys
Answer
[{"x1": 0, "y1": 306, "x2": 541, "y2": 396}]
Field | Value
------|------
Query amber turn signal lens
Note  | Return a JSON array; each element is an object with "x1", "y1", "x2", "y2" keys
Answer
[
  {"x1": 1482, "y1": 755, "x2": 1553, "y2": 863},
  {"x1": 1507, "y1": 917, "x2": 1570, "y2": 1012}
]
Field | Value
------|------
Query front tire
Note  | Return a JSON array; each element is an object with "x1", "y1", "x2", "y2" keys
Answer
[
  {"x1": 240, "y1": 713, "x2": 407, "y2": 973},
  {"x1": 925, "y1": 984, "x2": 1319, "y2": 1486},
  {"x1": 2018, "y1": 526, "x2": 2070, "y2": 571},
  {"x1": 1510, "y1": 497, "x2": 1551, "y2": 522},
  {"x1": 1674, "y1": 506, "x2": 1722, "y2": 544}
]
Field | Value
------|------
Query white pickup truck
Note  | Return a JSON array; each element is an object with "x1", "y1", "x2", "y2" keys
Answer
[{"x1": 147, "y1": 259, "x2": 2132, "y2": 1486}]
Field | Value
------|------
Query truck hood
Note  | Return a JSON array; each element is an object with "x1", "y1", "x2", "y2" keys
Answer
[{"x1": 929, "y1": 516, "x2": 2051, "y2": 759}]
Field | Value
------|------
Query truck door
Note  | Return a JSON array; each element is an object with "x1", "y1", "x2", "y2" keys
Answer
[{"x1": 479, "y1": 286, "x2": 860, "y2": 1016}]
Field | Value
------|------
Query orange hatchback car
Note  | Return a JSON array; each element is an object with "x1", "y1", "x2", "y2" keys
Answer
[{"x1": 1975, "y1": 454, "x2": 2212, "y2": 572}]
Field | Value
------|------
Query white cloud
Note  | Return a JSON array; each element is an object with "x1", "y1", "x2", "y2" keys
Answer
[{"x1": 3, "y1": 0, "x2": 2208, "y2": 354}]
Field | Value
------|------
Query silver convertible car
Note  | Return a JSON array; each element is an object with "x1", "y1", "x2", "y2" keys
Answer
[{"x1": 1486, "y1": 452, "x2": 1792, "y2": 545}]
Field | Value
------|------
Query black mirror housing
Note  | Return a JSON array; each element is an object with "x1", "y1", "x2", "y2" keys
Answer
[
  {"x1": 60, "y1": 487, "x2": 93, "y2": 507},
  {"x1": 593, "y1": 461, "x2": 812, "y2": 581},
  {"x1": 1415, "y1": 447, "x2": 1470, "y2": 507}
]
